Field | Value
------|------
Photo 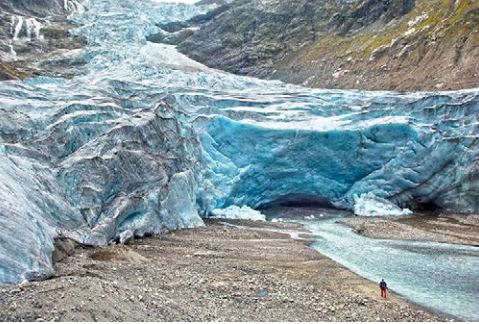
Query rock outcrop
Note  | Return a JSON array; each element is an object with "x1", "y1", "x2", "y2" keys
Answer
[
  {"x1": 0, "y1": 0, "x2": 65, "y2": 17},
  {"x1": 0, "y1": 0, "x2": 86, "y2": 80},
  {"x1": 168, "y1": 0, "x2": 479, "y2": 91}
]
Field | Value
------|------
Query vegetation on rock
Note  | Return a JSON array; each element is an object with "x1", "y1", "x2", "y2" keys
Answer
[{"x1": 171, "y1": 0, "x2": 479, "y2": 91}]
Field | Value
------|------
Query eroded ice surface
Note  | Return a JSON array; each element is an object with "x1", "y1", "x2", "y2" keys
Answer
[{"x1": 0, "y1": 0, "x2": 478, "y2": 283}]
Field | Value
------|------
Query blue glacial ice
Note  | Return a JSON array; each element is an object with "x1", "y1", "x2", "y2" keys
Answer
[
  {"x1": 197, "y1": 96, "x2": 479, "y2": 214},
  {"x1": 0, "y1": 0, "x2": 478, "y2": 284}
]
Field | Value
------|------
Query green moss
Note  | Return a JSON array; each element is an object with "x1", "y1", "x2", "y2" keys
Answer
[{"x1": 296, "y1": 0, "x2": 479, "y2": 66}]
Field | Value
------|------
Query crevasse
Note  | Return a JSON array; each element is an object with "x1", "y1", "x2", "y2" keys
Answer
[{"x1": 0, "y1": 0, "x2": 478, "y2": 284}]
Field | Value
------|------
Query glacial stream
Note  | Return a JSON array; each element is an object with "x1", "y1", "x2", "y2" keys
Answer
[
  {"x1": 0, "y1": 4, "x2": 478, "y2": 322},
  {"x1": 306, "y1": 218, "x2": 479, "y2": 321},
  {"x1": 263, "y1": 207, "x2": 479, "y2": 321}
]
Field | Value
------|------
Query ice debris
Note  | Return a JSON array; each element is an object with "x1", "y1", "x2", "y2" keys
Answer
[
  {"x1": 353, "y1": 194, "x2": 413, "y2": 217},
  {"x1": 210, "y1": 206, "x2": 266, "y2": 221}
]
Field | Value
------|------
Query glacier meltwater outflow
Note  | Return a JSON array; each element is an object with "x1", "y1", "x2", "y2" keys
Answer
[
  {"x1": 305, "y1": 217, "x2": 479, "y2": 321},
  {"x1": 0, "y1": 0, "x2": 478, "y2": 313}
]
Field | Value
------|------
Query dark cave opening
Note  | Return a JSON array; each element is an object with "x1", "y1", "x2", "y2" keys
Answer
[
  {"x1": 410, "y1": 199, "x2": 441, "y2": 214},
  {"x1": 258, "y1": 194, "x2": 335, "y2": 210}
]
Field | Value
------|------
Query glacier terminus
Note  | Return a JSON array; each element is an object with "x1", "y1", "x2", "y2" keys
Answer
[{"x1": 0, "y1": 0, "x2": 478, "y2": 286}]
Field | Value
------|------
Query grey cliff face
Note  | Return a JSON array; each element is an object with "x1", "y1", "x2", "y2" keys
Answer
[
  {"x1": 0, "y1": 0, "x2": 66, "y2": 17},
  {"x1": 332, "y1": 0, "x2": 416, "y2": 34},
  {"x1": 165, "y1": 0, "x2": 479, "y2": 91},
  {"x1": 170, "y1": 0, "x2": 415, "y2": 77}
]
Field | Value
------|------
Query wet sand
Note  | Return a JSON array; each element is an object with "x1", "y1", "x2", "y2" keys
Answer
[
  {"x1": 0, "y1": 220, "x2": 446, "y2": 322},
  {"x1": 340, "y1": 214, "x2": 479, "y2": 246}
]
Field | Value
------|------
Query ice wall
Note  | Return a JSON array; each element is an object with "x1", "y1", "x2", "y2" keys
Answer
[
  {"x1": 197, "y1": 91, "x2": 479, "y2": 214},
  {"x1": 0, "y1": 0, "x2": 215, "y2": 284},
  {"x1": 0, "y1": 89, "x2": 205, "y2": 283}
]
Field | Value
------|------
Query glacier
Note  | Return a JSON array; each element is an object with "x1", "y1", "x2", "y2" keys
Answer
[{"x1": 0, "y1": 0, "x2": 478, "y2": 284}]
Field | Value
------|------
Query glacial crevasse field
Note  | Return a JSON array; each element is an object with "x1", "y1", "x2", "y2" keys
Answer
[{"x1": 0, "y1": 0, "x2": 478, "y2": 284}]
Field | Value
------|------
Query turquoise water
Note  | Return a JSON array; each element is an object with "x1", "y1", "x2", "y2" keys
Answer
[
  {"x1": 303, "y1": 217, "x2": 479, "y2": 321},
  {"x1": 264, "y1": 207, "x2": 479, "y2": 320}
]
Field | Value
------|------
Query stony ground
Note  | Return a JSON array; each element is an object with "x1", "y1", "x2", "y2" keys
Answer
[
  {"x1": 0, "y1": 220, "x2": 447, "y2": 322},
  {"x1": 0, "y1": 12, "x2": 86, "y2": 80},
  {"x1": 340, "y1": 214, "x2": 479, "y2": 246}
]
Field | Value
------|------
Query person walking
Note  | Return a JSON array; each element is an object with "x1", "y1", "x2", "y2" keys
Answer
[{"x1": 379, "y1": 279, "x2": 388, "y2": 298}]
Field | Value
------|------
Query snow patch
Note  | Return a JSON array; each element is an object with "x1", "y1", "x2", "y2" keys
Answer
[
  {"x1": 65, "y1": 0, "x2": 85, "y2": 14},
  {"x1": 8, "y1": 42, "x2": 17, "y2": 61},
  {"x1": 13, "y1": 16, "x2": 24, "y2": 40},
  {"x1": 408, "y1": 13, "x2": 429, "y2": 28},
  {"x1": 140, "y1": 43, "x2": 207, "y2": 71},
  {"x1": 404, "y1": 27, "x2": 416, "y2": 36},
  {"x1": 11, "y1": 16, "x2": 43, "y2": 40},
  {"x1": 353, "y1": 194, "x2": 413, "y2": 217}
]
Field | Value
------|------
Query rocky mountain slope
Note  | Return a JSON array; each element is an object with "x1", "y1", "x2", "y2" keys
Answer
[
  {"x1": 0, "y1": 0, "x2": 85, "y2": 80},
  {"x1": 163, "y1": 0, "x2": 479, "y2": 91}
]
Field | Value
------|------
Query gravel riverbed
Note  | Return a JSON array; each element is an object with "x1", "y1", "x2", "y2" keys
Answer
[
  {"x1": 340, "y1": 214, "x2": 479, "y2": 246},
  {"x1": 0, "y1": 220, "x2": 447, "y2": 322}
]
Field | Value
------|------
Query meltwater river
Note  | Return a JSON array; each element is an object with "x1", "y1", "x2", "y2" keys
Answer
[
  {"x1": 266, "y1": 208, "x2": 479, "y2": 321},
  {"x1": 263, "y1": 207, "x2": 479, "y2": 320},
  {"x1": 304, "y1": 216, "x2": 479, "y2": 321}
]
